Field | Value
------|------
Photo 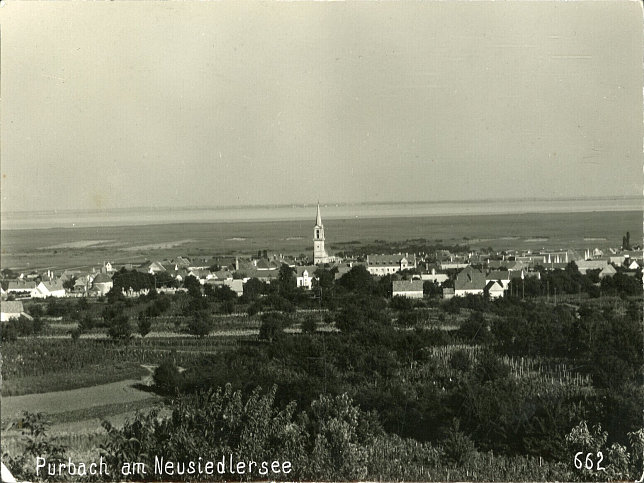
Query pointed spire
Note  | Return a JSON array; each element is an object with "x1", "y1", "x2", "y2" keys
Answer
[{"x1": 315, "y1": 201, "x2": 322, "y2": 226}]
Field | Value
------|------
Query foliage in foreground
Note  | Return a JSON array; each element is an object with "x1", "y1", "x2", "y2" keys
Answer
[{"x1": 95, "y1": 385, "x2": 642, "y2": 481}]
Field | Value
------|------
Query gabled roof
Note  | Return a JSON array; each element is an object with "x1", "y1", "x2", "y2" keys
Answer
[
  {"x1": 213, "y1": 270, "x2": 234, "y2": 280},
  {"x1": 7, "y1": 281, "x2": 37, "y2": 290},
  {"x1": 455, "y1": 267, "x2": 486, "y2": 291},
  {"x1": 486, "y1": 270, "x2": 510, "y2": 281},
  {"x1": 485, "y1": 280, "x2": 504, "y2": 292},
  {"x1": 367, "y1": 254, "x2": 416, "y2": 266},
  {"x1": 255, "y1": 259, "x2": 279, "y2": 270},
  {"x1": 392, "y1": 280, "x2": 424, "y2": 292},
  {"x1": 1, "y1": 301, "x2": 24, "y2": 314},
  {"x1": 295, "y1": 266, "x2": 318, "y2": 277},
  {"x1": 92, "y1": 273, "x2": 113, "y2": 284},
  {"x1": 41, "y1": 280, "x2": 65, "y2": 292}
]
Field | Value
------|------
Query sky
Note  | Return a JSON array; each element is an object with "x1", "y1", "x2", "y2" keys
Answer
[{"x1": 1, "y1": 1, "x2": 642, "y2": 213}]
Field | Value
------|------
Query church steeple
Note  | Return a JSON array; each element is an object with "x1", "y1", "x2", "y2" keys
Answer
[
  {"x1": 315, "y1": 201, "x2": 322, "y2": 227},
  {"x1": 313, "y1": 202, "x2": 329, "y2": 265}
]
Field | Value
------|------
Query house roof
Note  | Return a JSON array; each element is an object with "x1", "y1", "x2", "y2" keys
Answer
[
  {"x1": 599, "y1": 265, "x2": 617, "y2": 274},
  {"x1": 92, "y1": 273, "x2": 113, "y2": 284},
  {"x1": 41, "y1": 280, "x2": 65, "y2": 292},
  {"x1": 7, "y1": 281, "x2": 37, "y2": 290},
  {"x1": 392, "y1": 280, "x2": 424, "y2": 292},
  {"x1": 367, "y1": 254, "x2": 416, "y2": 266},
  {"x1": 454, "y1": 267, "x2": 486, "y2": 291},
  {"x1": 295, "y1": 266, "x2": 318, "y2": 277},
  {"x1": 189, "y1": 268, "x2": 212, "y2": 278},
  {"x1": 1, "y1": 301, "x2": 24, "y2": 314},
  {"x1": 213, "y1": 270, "x2": 233, "y2": 280},
  {"x1": 485, "y1": 280, "x2": 504, "y2": 292},
  {"x1": 486, "y1": 270, "x2": 510, "y2": 281}
]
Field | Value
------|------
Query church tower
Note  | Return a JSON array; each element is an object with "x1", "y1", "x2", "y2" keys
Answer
[{"x1": 313, "y1": 202, "x2": 329, "y2": 265}]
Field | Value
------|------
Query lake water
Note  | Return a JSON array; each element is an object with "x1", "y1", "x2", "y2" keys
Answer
[
  {"x1": 1, "y1": 197, "x2": 641, "y2": 231},
  {"x1": 0, "y1": 198, "x2": 641, "y2": 271}
]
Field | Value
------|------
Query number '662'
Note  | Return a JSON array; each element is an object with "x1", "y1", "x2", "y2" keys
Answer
[{"x1": 574, "y1": 452, "x2": 605, "y2": 471}]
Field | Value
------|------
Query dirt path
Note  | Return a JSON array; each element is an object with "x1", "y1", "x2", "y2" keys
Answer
[{"x1": 2, "y1": 378, "x2": 155, "y2": 421}]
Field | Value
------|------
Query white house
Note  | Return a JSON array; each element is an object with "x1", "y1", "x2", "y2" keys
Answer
[
  {"x1": 485, "y1": 281, "x2": 505, "y2": 299},
  {"x1": 598, "y1": 265, "x2": 617, "y2": 279},
  {"x1": 1, "y1": 301, "x2": 29, "y2": 321},
  {"x1": 366, "y1": 253, "x2": 417, "y2": 276},
  {"x1": 420, "y1": 268, "x2": 449, "y2": 286},
  {"x1": 6, "y1": 280, "x2": 37, "y2": 295},
  {"x1": 296, "y1": 266, "x2": 317, "y2": 290},
  {"x1": 626, "y1": 259, "x2": 640, "y2": 270},
  {"x1": 91, "y1": 273, "x2": 113, "y2": 296},
  {"x1": 485, "y1": 270, "x2": 511, "y2": 290},
  {"x1": 392, "y1": 280, "x2": 424, "y2": 299},
  {"x1": 223, "y1": 279, "x2": 244, "y2": 297},
  {"x1": 31, "y1": 280, "x2": 66, "y2": 298}
]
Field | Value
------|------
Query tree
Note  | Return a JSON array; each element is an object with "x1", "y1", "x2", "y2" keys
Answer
[
  {"x1": 107, "y1": 314, "x2": 132, "y2": 342},
  {"x1": 137, "y1": 314, "x2": 152, "y2": 337},
  {"x1": 242, "y1": 277, "x2": 265, "y2": 302},
  {"x1": 259, "y1": 312, "x2": 286, "y2": 342},
  {"x1": 62, "y1": 277, "x2": 76, "y2": 291},
  {"x1": 442, "y1": 419, "x2": 476, "y2": 465},
  {"x1": 337, "y1": 266, "x2": 374, "y2": 294},
  {"x1": 183, "y1": 275, "x2": 202, "y2": 298},
  {"x1": 187, "y1": 312, "x2": 211, "y2": 338},
  {"x1": 278, "y1": 263, "x2": 296, "y2": 296}
]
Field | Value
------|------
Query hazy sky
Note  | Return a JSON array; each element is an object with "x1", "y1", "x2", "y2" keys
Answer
[{"x1": 1, "y1": 1, "x2": 642, "y2": 212}]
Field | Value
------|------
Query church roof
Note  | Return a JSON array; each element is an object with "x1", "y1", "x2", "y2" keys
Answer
[{"x1": 315, "y1": 202, "x2": 322, "y2": 226}]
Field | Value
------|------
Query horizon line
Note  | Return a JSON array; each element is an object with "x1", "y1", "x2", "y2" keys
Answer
[{"x1": 2, "y1": 195, "x2": 641, "y2": 216}]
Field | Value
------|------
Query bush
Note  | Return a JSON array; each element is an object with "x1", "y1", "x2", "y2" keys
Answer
[
  {"x1": 70, "y1": 326, "x2": 82, "y2": 341},
  {"x1": 137, "y1": 315, "x2": 152, "y2": 338},
  {"x1": 187, "y1": 312, "x2": 211, "y2": 338},
  {"x1": 107, "y1": 314, "x2": 132, "y2": 342},
  {"x1": 153, "y1": 359, "x2": 183, "y2": 394},
  {"x1": 1, "y1": 321, "x2": 18, "y2": 342},
  {"x1": 79, "y1": 314, "x2": 95, "y2": 331},
  {"x1": 302, "y1": 315, "x2": 317, "y2": 334},
  {"x1": 449, "y1": 349, "x2": 472, "y2": 372},
  {"x1": 442, "y1": 419, "x2": 476, "y2": 465},
  {"x1": 4, "y1": 412, "x2": 67, "y2": 481},
  {"x1": 259, "y1": 312, "x2": 286, "y2": 342}
]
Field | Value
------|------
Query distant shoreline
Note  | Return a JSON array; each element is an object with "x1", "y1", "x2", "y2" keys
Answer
[
  {"x1": 1, "y1": 207, "x2": 641, "y2": 234},
  {"x1": 1, "y1": 195, "x2": 640, "y2": 217}
]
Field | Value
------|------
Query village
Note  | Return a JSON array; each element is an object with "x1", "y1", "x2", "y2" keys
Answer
[{"x1": 1, "y1": 204, "x2": 641, "y2": 322}]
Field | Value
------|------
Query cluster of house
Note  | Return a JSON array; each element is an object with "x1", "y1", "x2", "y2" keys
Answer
[
  {"x1": 1, "y1": 204, "x2": 641, "y2": 320},
  {"x1": 388, "y1": 247, "x2": 642, "y2": 299}
]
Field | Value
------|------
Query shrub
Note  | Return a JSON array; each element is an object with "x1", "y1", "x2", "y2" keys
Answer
[
  {"x1": 259, "y1": 312, "x2": 286, "y2": 342},
  {"x1": 107, "y1": 314, "x2": 132, "y2": 342},
  {"x1": 442, "y1": 419, "x2": 476, "y2": 465},
  {"x1": 302, "y1": 315, "x2": 317, "y2": 334},
  {"x1": 4, "y1": 412, "x2": 67, "y2": 481},
  {"x1": 187, "y1": 312, "x2": 211, "y2": 338},
  {"x1": 153, "y1": 359, "x2": 183, "y2": 394},
  {"x1": 449, "y1": 349, "x2": 472, "y2": 372},
  {"x1": 79, "y1": 314, "x2": 95, "y2": 331},
  {"x1": 1, "y1": 321, "x2": 18, "y2": 342},
  {"x1": 137, "y1": 315, "x2": 152, "y2": 338},
  {"x1": 70, "y1": 326, "x2": 82, "y2": 342}
]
